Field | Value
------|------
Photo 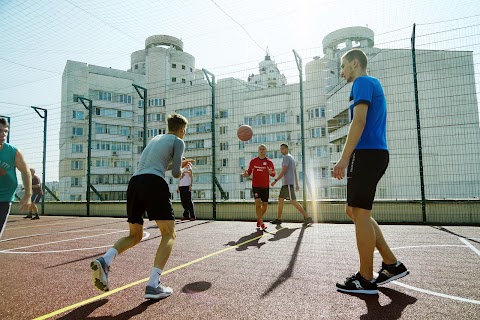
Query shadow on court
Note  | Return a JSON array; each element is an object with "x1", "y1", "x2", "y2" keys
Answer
[
  {"x1": 181, "y1": 281, "x2": 212, "y2": 294},
  {"x1": 56, "y1": 298, "x2": 161, "y2": 320},
  {"x1": 224, "y1": 230, "x2": 265, "y2": 251},
  {"x1": 268, "y1": 226, "x2": 301, "y2": 242},
  {"x1": 431, "y1": 226, "x2": 480, "y2": 244},
  {"x1": 261, "y1": 226, "x2": 307, "y2": 298},
  {"x1": 342, "y1": 287, "x2": 417, "y2": 320}
]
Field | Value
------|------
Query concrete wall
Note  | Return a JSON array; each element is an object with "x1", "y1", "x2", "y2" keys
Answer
[{"x1": 9, "y1": 201, "x2": 479, "y2": 224}]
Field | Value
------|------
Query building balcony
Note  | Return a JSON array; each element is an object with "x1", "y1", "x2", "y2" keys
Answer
[
  {"x1": 329, "y1": 124, "x2": 349, "y2": 143},
  {"x1": 91, "y1": 167, "x2": 132, "y2": 175}
]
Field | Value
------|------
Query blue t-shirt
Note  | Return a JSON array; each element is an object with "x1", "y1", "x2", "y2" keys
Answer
[
  {"x1": 0, "y1": 143, "x2": 18, "y2": 202},
  {"x1": 349, "y1": 75, "x2": 388, "y2": 150}
]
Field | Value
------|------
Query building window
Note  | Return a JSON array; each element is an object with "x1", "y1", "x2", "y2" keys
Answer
[
  {"x1": 190, "y1": 81, "x2": 193, "y2": 86},
  {"x1": 310, "y1": 127, "x2": 327, "y2": 138},
  {"x1": 172, "y1": 77, "x2": 176, "y2": 82},
  {"x1": 172, "y1": 64, "x2": 176, "y2": 68},
  {"x1": 134, "y1": 64, "x2": 138, "y2": 69},
  {"x1": 71, "y1": 160, "x2": 83, "y2": 170},
  {"x1": 72, "y1": 110, "x2": 84, "y2": 120},
  {"x1": 119, "y1": 95, "x2": 132, "y2": 104},
  {"x1": 72, "y1": 144, "x2": 83, "y2": 153},
  {"x1": 240, "y1": 190, "x2": 246, "y2": 200},
  {"x1": 72, "y1": 127, "x2": 83, "y2": 136},
  {"x1": 98, "y1": 91, "x2": 112, "y2": 101},
  {"x1": 71, "y1": 177, "x2": 82, "y2": 186},
  {"x1": 190, "y1": 67, "x2": 193, "y2": 72},
  {"x1": 138, "y1": 100, "x2": 144, "y2": 108},
  {"x1": 220, "y1": 142, "x2": 228, "y2": 151},
  {"x1": 219, "y1": 111, "x2": 228, "y2": 118},
  {"x1": 239, "y1": 141, "x2": 245, "y2": 150},
  {"x1": 221, "y1": 159, "x2": 228, "y2": 167},
  {"x1": 220, "y1": 126, "x2": 227, "y2": 134},
  {"x1": 182, "y1": 65, "x2": 186, "y2": 70},
  {"x1": 195, "y1": 157, "x2": 208, "y2": 165},
  {"x1": 182, "y1": 78, "x2": 186, "y2": 83},
  {"x1": 308, "y1": 107, "x2": 326, "y2": 119}
]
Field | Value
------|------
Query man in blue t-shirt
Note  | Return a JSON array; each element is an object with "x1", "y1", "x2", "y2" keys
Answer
[
  {"x1": 0, "y1": 117, "x2": 32, "y2": 239},
  {"x1": 333, "y1": 49, "x2": 409, "y2": 295}
]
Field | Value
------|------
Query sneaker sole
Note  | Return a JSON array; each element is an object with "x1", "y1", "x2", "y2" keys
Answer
[
  {"x1": 144, "y1": 292, "x2": 172, "y2": 299},
  {"x1": 376, "y1": 271, "x2": 410, "y2": 286},
  {"x1": 336, "y1": 287, "x2": 378, "y2": 295},
  {"x1": 90, "y1": 260, "x2": 109, "y2": 292}
]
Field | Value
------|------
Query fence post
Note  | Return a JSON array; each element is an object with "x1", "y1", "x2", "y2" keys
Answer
[
  {"x1": 31, "y1": 107, "x2": 47, "y2": 216},
  {"x1": 411, "y1": 23, "x2": 427, "y2": 223},
  {"x1": 293, "y1": 50, "x2": 308, "y2": 209},
  {"x1": 132, "y1": 84, "x2": 148, "y2": 151},
  {"x1": 203, "y1": 69, "x2": 217, "y2": 220},
  {"x1": 76, "y1": 97, "x2": 93, "y2": 216}
]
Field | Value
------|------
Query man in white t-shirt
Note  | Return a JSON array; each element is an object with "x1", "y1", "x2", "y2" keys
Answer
[{"x1": 177, "y1": 160, "x2": 195, "y2": 221}]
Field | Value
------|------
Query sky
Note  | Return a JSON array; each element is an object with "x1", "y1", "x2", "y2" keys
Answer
[{"x1": 0, "y1": 0, "x2": 479, "y2": 182}]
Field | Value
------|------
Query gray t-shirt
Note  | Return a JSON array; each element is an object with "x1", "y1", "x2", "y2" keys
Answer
[
  {"x1": 134, "y1": 134, "x2": 185, "y2": 180},
  {"x1": 281, "y1": 153, "x2": 296, "y2": 186}
]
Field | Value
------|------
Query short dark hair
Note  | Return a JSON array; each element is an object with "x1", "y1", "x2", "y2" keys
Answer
[
  {"x1": 280, "y1": 143, "x2": 289, "y2": 149},
  {"x1": 0, "y1": 117, "x2": 9, "y2": 128},
  {"x1": 167, "y1": 114, "x2": 188, "y2": 132},
  {"x1": 342, "y1": 49, "x2": 368, "y2": 69}
]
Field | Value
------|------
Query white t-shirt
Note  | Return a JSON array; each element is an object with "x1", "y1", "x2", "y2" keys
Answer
[{"x1": 179, "y1": 166, "x2": 192, "y2": 187}]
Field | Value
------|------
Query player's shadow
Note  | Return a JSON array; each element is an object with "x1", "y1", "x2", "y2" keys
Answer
[
  {"x1": 181, "y1": 281, "x2": 212, "y2": 293},
  {"x1": 431, "y1": 226, "x2": 480, "y2": 244},
  {"x1": 345, "y1": 287, "x2": 417, "y2": 320},
  {"x1": 224, "y1": 230, "x2": 265, "y2": 251},
  {"x1": 268, "y1": 226, "x2": 301, "y2": 242},
  {"x1": 261, "y1": 226, "x2": 307, "y2": 298},
  {"x1": 56, "y1": 298, "x2": 161, "y2": 320}
]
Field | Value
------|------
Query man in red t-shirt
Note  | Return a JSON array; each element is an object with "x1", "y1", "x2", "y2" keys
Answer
[{"x1": 242, "y1": 144, "x2": 275, "y2": 230}]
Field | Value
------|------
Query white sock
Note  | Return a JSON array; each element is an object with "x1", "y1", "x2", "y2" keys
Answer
[
  {"x1": 147, "y1": 267, "x2": 162, "y2": 287},
  {"x1": 102, "y1": 248, "x2": 118, "y2": 266}
]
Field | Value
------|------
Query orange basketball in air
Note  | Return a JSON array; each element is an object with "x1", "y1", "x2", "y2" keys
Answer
[{"x1": 237, "y1": 125, "x2": 253, "y2": 141}]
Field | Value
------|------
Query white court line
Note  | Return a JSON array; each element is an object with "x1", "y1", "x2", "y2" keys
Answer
[
  {"x1": 5, "y1": 218, "x2": 111, "y2": 230},
  {"x1": 376, "y1": 243, "x2": 480, "y2": 305},
  {"x1": 0, "y1": 230, "x2": 129, "y2": 252},
  {"x1": 459, "y1": 237, "x2": 480, "y2": 257},
  {"x1": 0, "y1": 229, "x2": 124, "y2": 243},
  {"x1": 1, "y1": 232, "x2": 151, "y2": 254}
]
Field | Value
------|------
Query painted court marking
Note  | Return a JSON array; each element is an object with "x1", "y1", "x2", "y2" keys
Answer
[
  {"x1": 0, "y1": 230, "x2": 150, "y2": 254},
  {"x1": 5, "y1": 217, "x2": 114, "y2": 231},
  {"x1": 32, "y1": 228, "x2": 284, "y2": 320}
]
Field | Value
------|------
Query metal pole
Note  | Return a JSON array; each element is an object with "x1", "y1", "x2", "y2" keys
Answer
[
  {"x1": 203, "y1": 69, "x2": 216, "y2": 220},
  {"x1": 0, "y1": 115, "x2": 11, "y2": 143},
  {"x1": 77, "y1": 97, "x2": 93, "y2": 216},
  {"x1": 293, "y1": 50, "x2": 308, "y2": 209},
  {"x1": 31, "y1": 107, "x2": 47, "y2": 216},
  {"x1": 133, "y1": 84, "x2": 148, "y2": 150},
  {"x1": 411, "y1": 24, "x2": 427, "y2": 223}
]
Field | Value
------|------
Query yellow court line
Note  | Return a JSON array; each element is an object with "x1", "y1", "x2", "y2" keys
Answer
[{"x1": 33, "y1": 227, "x2": 285, "y2": 320}]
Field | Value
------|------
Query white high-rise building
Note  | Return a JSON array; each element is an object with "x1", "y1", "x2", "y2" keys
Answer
[{"x1": 59, "y1": 28, "x2": 480, "y2": 202}]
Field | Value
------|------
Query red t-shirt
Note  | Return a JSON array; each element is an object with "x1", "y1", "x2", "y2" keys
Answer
[{"x1": 247, "y1": 157, "x2": 275, "y2": 188}]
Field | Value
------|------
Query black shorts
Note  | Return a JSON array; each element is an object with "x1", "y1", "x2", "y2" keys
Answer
[
  {"x1": 279, "y1": 185, "x2": 296, "y2": 200},
  {"x1": 127, "y1": 174, "x2": 174, "y2": 225},
  {"x1": 252, "y1": 187, "x2": 269, "y2": 202},
  {"x1": 347, "y1": 149, "x2": 389, "y2": 210}
]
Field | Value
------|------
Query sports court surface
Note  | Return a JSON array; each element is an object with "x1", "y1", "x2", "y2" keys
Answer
[{"x1": 0, "y1": 216, "x2": 479, "y2": 320}]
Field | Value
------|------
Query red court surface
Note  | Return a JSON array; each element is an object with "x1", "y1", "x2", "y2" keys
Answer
[{"x1": 0, "y1": 216, "x2": 479, "y2": 319}]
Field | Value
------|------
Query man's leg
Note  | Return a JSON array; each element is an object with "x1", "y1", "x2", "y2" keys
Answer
[
  {"x1": 352, "y1": 207, "x2": 376, "y2": 280},
  {"x1": 261, "y1": 202, "x2": 268, "y2": 216},
  {"x1": 255, "y1": 199, "x2": 263, "y2": 224},
  {"x1": 145, "y1": 220, "x2": 176, "y2": 299},
  {"x1": 290, "y1": 200, "x2": 309, "y2": 218},
  {"x1": 277, "y1": 197, "x2": 284, "y2": 220},
  {"x1": 180, "y1": 189, "x2": 189, "y2": 219},
  {"x1": 371, "y1": 218, "x2": 397, "y2": 265},
  {"x1": 0, "y1": 202, "x2": 12, "y2": 239},
  {"x1": 112, "y1": 222, "x2": 144, "y2": 254},
  {"x1": 186, "y1": 190, "x2": 195, "y2": 219}
]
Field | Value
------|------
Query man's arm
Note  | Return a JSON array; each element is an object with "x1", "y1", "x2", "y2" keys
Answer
[
  {"x1": 188, "y1": 170, "x2": 193, "y2": 191},
  {"x1": 271, "y1": 166, "x2": 287, "y2": 186},
  {"x1": 242, "y1": 159, "x2": 254, "y2": 177},
  {"x1": 14, "y1": 150, "x2": 32, "y2": 211},
  {"x1": 294, "y1": 165, "x2": 299, "y2": 189},
  {"x1": 333, "y1": 104, "x2": 368, "y2": 180}
]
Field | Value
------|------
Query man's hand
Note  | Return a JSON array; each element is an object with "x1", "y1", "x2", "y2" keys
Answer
[
  {"x1": 333, "y1": 158, "x2": 349, "y2": 180},
  {"x1": 176, "y1": 188, "x2": 180, "y2": 193},
  {"x1": 182, "y1": 159, "x2": 195, "y2": 168},
  {"x1": 271, "y1": 180, "x2": 277, "y2": 187},
  {"x1": 19, "y1": 195, "x2": 31, "y2": 212},
  {"x1": 189, "y1": 186, "x2": 192, "y2": 191},
  {"x1": 268, "y1": 167, "x2": 274, "y2": 176},
  {"x1": 242, "y1": 170, "x2": 249, "y2": 178}
]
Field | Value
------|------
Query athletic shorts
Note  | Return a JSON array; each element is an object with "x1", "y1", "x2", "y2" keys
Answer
[
  {"x1": 31, "y1": 194, "x2": 42, "y2": 203},
  {"x1": 279, "y1": 185, "x2": 296, "y2": 200},
  {"x1": 252, "y1": 187, "x2": 269, "y2": 202},
  {"x1": 127, "y1": 174, "x2": 174, "y2": 225},
  {"x1": 0, "y1": 202, "x2": 12, "y2": 239},
  {"x1": 347, "y1": 149, "x2": 389, "y2": 210}
]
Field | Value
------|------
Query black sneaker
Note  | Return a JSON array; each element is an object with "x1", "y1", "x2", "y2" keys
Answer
[
  {"x1": 336, "y1": 272, "x2": 378, "y2": 295},
  {"x1": 24, "y1": 215, "x2": 32, "y2": 219},
  {"x1": 31, "y1": 215, "x2": 40, "y2": 220},
  {"x1": 271, "y1": 219, "x2": 282, "y2": 224},
  {"x1": 303, "y1": 217, "x2": 313, "y2": 226},
  {"x1": 376, "y1": 261, "x2": 409, "y2": 285}
]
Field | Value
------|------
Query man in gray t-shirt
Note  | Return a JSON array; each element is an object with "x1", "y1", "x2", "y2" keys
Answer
[
  {"x1": 270, "y1": 144, "x2": 312, "y2": 225},
  {"x1": 91, "y1": 114, "x2": 192, "y2": 300}
]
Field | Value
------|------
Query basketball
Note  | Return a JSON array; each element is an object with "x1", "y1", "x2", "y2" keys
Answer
[{"x1": 237, "y1": 125, "x2": 253, "y2": 141}]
